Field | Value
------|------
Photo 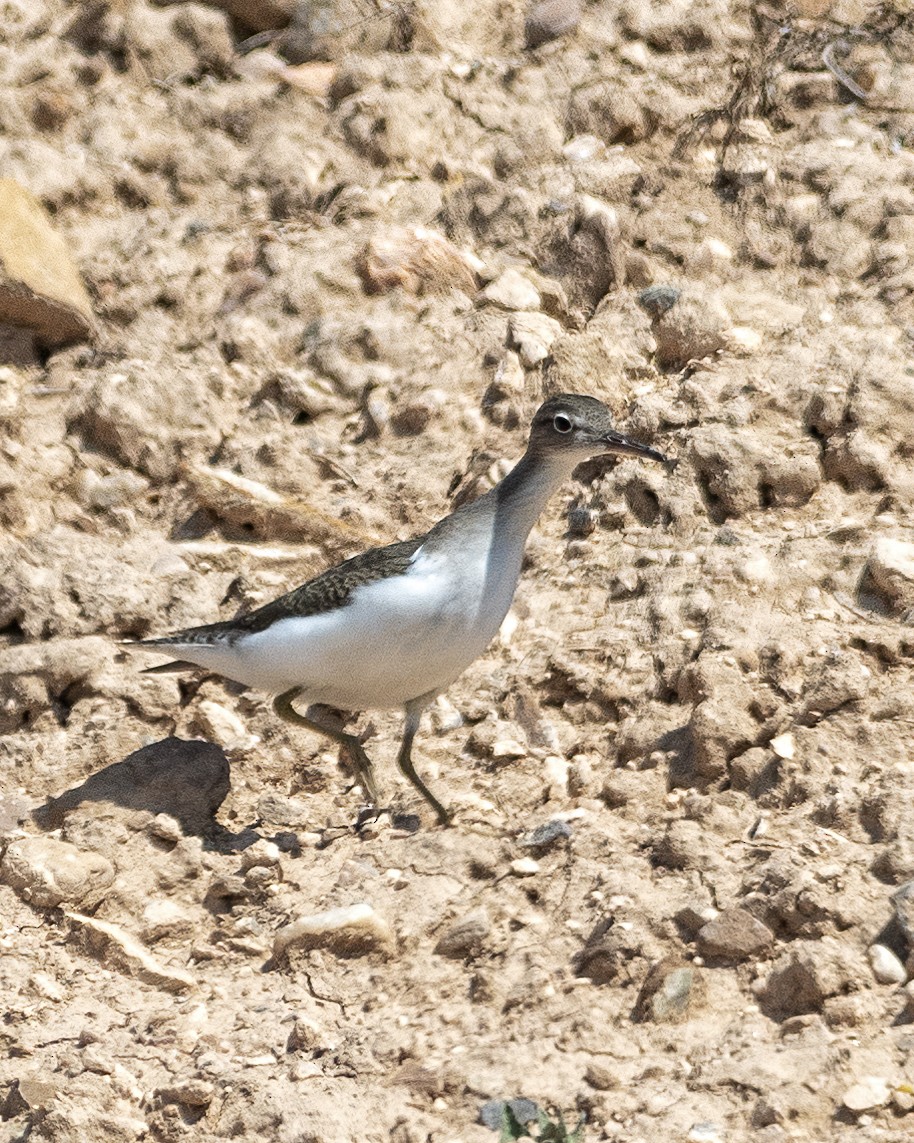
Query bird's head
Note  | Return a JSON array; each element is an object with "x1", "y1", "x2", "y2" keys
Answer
[{"x1": 528, "y1": 393, "x2": 666, "y2": 466}]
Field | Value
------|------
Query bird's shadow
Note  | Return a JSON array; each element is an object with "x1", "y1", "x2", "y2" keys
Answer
[{"x1": 30, "y1": 736, "x2": 258, "y2": 853}]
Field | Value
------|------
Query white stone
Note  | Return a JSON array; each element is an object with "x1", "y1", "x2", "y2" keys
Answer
[
  {"x1": 508, "y1": 311, "x2": 562, "y2": 367},
  {"x1": 510, "y1": 857, "x2": 540, "y2": 877},
  {"x1": 196, "y1": 700, "x2": 259, "y2": 750},
  {"x1": 492, "y1": 738, "x2": 526, "y2": 760},
  {"x1": 842, "y1": 1076, "x2": 891, "y2": 1112},
  {"x1": 479, "y1": 268, "x2": 541, "y2": 311},
  {"x1": 273, "y1": 903, "x2": 394, "y2": 960},
  {"x1": 727, "y1": 326, "x2": 763, "y2": 353},
  {"x1": 869, "y1": 943, "x2": 907, "y2": 985},
  {"x1": 769, "y1": 733, "x2": 796, "y2": 761}
]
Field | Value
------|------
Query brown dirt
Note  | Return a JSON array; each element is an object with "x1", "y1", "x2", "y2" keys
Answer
[{"x1": 2, "y1": 1, "x2": 914, "y2": 1140}]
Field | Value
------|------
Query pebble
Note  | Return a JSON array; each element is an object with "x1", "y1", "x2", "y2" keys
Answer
[
  {"x1": 688, "y1": 237, "x2": 733, "y2": 274},
  {"x1": 434, "y1": 909, "x2": 491, "y2": 958},
  {"x1": 357, "y1": 227, "x2": 479, "y2": 297},
  {"x1": 239, "y1": 839, "x2": 281, "y2": 871},
  {"x1": 727, "y1": 325, "x2": 763, "y2": 354},
  {"x1": 567, "y1": 506, "x2": 598, "y2": 537},
  {"x1": 769, "y1": 732, "x2": 796, "y2": 760},
  {"x1": 687, "y1": 1124, "x2": 724, "y2": 1143},
  {"x1": 256, "y1": 791, "x2": 310, "y2": 827},
  {"x1": 196, "y1": 700, "x2": 260, "y2": 751},
  {"x1": 273, "y1": 903, "x2": 394, "y2": 960},
  {"x1": 651, "y1": 293, "x2": 730, "y2": 370},
  {"x1": 507, "y1": 311, "x2": 562, "y2": 368},
  {"x1": 520, "y1": 819, "x2": 572, "y2": 853},
  {"x1": 525, "y1": 0, "x2": 582, "y2": 48},
  {"x1": 637, "y1": 284, "x2": 680, "y2": 319},
  {"x1": 0, "y1": 177, "x2": 94, "y2": 345},
  {"x1": 893, "y1": 881, "x2": 914, "y2": 944},
  {"x1": 142, "y1": 899, "x2": 196, "y2": 943},
  {"x1": 148, "y1": 813, "x2": 182, "y2": 843},
  {"x1": 492, "y1": 738, "x2": 526, "y2": 760},
  {"x1": 842, "y1": 1076, "x2": 891, "y2": 1112},
  {"x1": 479, "y1": 1098, "x2": 540, "y2": 1130},
  {"x1": 562, "y1": 134, "x2": 605, "y2": 163},
  {"x1": 866, "y1": 537, "x2": 914, "y2": 614},
  {"x1": 697, "y1": 908, "x2": 774, "y2": 961},
  {"x1": 479, "y1": 268, "x2": 541, "y2": 311},
  {"x1": 510, "y1": 857, "x2": 540, "y2": 877},
  {"x1": 868, "y1": 943, "x2": 907, "y2": 985},
  {"x1": 1, "y1": 837, "x2": 115, "y2": 908},
  {"x1": 633, "y1": 959, "x2": 706, "y2": 1023}
]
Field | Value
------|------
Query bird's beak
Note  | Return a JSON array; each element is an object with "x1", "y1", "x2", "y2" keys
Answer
[{"x1": 599, "y1": 429, "x2": 667, "y2": 464}]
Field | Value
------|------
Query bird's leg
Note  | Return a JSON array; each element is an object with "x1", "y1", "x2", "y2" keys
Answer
[
  {"x1": 396, "y1": 698, "x2": 451, "y2": 826},
  {"x1": 273, "y1": 689, "x2": 380, "y2": 808}
]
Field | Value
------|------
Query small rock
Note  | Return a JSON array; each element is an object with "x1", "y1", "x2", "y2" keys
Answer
[
  {"x1": 0, "y1": 791, "x2": 32, "y2": 838},
  {"x1": 434, "y1": 909, "x2": 491, "y2": 958},
  {"x1": 148, "y1": 813, "x2": 182, "y2": 843},
  {"x1": 637, "y1": 284, "x2": 680, "y2": 319},
  {"x1": 868, "y1": 943, "x2": 907, "y2": 985},
  {"x1": 507, "y1": 311, "x2": 562, "y2": 368},
  {"x1": 633, "y1": 958, "x2": 707, "y2": 1023},
  {"x1": 689, "y1": 237, "x2": 733, "y2": 274},
  {"x1": 155, "y1": 1080, "x2": 214, "y2": 1109},
  {"x1": 278, "y1": 0, "x2": 391, "y2": 61},
  {"x1": 1, "y1": 837, "x2": 114, "y2": 908},
  {"x1": 697, "y1": 908, "x2": 774, "y2": 961},
  {"x1": 479, "y1": 1098, "x2": 540, "y2": 1130},
  {"x1": 257, "y1": 791, "x2": 310, "y2": 827},
  {"x1": 479, "y1": 268, "x2": 541, "y2": 311},
  {"x1": 687, "y1": 1124, "x2": 724, "y2": 1143},
  {"x1": 239, "y1": 839, "x2": 281, "y2": 872},
  {"x1": 273, "y1": 903, "x2": 394, "y2": 960},
  {"x1": 525, "y1": 0, "x2": 582, "y2": 48},
  {"x1": 357, "y1": 227, "x2": 479, "y2": 297},
  {"x1": 492, "y1": 738, "x2": 526, "y2": 760},
  {"x1": 196, "y1": 700, "x2": 259, "y2": 750},
  {"x1": 727, "y1": 325, "x2": 763, "y2": 354},
  {"x1": 893, "y1": 881, "x2": 914, "y2": 944},
  {"x1": 66, "y1": 911, "x2": 195, "y2": 992},
  {"x1": 866, "y1": 537, "x2": 914, "y2": 615},
  {"x1": 567, "y1": 506, "x2": 597, "y2": 537},
  {"x1": 142, "y1": 899, "x2": 196, "y2": 943},
  {"x1": 675, "y1": 904, "x2": 719, "y2": 939},
  {"x1": 584, "y1": 1061, "x2": 617, "y2": 1090},
  {"x1": 769, "y1": 732, "x2": 795, "y2": 760},
  {"x1": 520, "y1": 819, "x2": 572, "y2": 853},
  {"x1": 842, "y1": 1076, "x2": 891, "y2": 1112},
  {"x1": 893, "y1": 1088, "x2": 914, "y2": 1113},
  {"x1": 510, "y1": 857, "x2": 540, "y2": 877},
  {"x1": 0, "y1": 178, "x2": 94, "y2": 346},
  {"x1": 651, "y1": 293, "x2": 730, "y2": 370}
]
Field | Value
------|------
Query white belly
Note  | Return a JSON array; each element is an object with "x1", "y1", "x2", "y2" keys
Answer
[{"x1": 167, "y1": 546, "x2": 521, "y2": 711}]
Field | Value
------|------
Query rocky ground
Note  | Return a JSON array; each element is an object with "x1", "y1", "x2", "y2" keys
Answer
[{"x1": 2, "y1": 0, "x2": 914, "y2": 1140}]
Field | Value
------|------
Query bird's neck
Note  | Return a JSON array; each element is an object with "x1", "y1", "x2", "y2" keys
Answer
[{"x1": 490, "y1": 449, "x2": 576, "y2": 548}]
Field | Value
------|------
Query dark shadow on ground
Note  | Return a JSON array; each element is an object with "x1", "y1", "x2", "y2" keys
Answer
[{"x1": 31, "y1": 736, "x2": 258, "y2": 852}]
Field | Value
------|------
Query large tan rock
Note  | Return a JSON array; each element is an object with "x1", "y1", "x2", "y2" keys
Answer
[{"x1": 0, "y1": 179, "x2": 94, "y2": 346}]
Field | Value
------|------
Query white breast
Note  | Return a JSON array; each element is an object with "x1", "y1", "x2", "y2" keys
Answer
[{"x1": 166, "y1": 538, "x2": 524, "y2": 712}]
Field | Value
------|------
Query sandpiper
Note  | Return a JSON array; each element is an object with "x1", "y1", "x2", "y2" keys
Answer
[{"x1": 135, "y1": 394, "x2": 666, "y2": 824}]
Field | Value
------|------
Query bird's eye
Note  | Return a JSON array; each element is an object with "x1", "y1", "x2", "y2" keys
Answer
[{"x1": 553, "y1": 414, "x2": 573, "y2": 433}]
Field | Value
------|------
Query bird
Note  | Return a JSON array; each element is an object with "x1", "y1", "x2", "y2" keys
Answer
[{"x1": 133, "y1": 394, "x2": 667, "y2": 825}]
